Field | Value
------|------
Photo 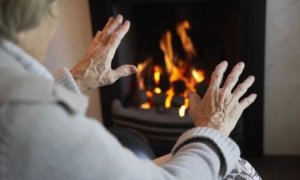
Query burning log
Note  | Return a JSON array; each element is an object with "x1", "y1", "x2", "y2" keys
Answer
[
  {"x1": 156, "y1": 105, "x2": 167, "y2": 114},
  {"x1": 153, "y1": 93, "x2": 167, "y2": 113},
  {"x1": 144, "y1": 75, "x2": 155, "y2": 90},
  {"x1": 158, "y1": 75, "x2": 171, "y2": 92},
  {"x1": 136, "y1": 90, "x2": 148, "y2": 106},
  {"x1": 153, "y1": 93, "x2": 167, "y2": 107},
  {"x1": 173, "y1": 80, "x2": 186, "y2": 95},
  {"x1": 171, "y1": 96, "x2": 185, "y2": 107}
]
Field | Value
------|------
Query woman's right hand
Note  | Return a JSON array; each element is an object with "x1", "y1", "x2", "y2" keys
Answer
[
  {"x1": 71, "y1": 15, "x2": 137, "y2": 91},
  {"x1": 189, "y1": 61, "x2": 257, "y2": 136}
]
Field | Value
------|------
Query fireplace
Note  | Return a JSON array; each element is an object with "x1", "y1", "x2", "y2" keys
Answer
[{"x1": 89, "y1": 0, "x2": 265, "y2": 157}]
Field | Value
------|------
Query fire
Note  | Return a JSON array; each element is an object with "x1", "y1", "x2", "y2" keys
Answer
[{"x1": 136, "y1": 20, "x2": 206, "y2": 117}]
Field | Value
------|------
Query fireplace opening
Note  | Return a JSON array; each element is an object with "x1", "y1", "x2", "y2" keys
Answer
[{"x1": 89, "y1": 0, "x2": 265, "y2": 157}]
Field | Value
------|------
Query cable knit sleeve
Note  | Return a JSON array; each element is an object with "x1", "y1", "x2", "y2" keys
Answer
[
  {"x1": 172, "y1": 127, "x2": 240, "y2": 177},
  {"x1": 54, "y1": 68, "x2": 81, "y2": 94}
]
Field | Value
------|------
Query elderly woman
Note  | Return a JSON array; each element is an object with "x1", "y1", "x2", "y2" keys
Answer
[{"x1": 0, "y1": 0, "x2": 260, "y2": 180}]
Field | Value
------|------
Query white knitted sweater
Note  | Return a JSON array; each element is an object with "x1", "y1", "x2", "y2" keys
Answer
[{"x1": 0, "y1": 40, "x2": 240, "y2": 180}]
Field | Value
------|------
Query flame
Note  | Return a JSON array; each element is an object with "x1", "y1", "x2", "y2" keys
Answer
[
  {"x1": 160, "y1": 31, "x2": 174, "y2": 74},
  {"x1": 165, "y1": 88, "x2": 175, "y2": 108},
  {"x1": 160, "y1": 31, "x2": 187, "y2": 83},
  {"x1": 153, "y1": 65, "x2": 161, "y2": 85},
  {"x1": 137, "y1": 59, "x2": 151, "y2": 90},
  {"x1": 176, "y1": 20, "x2": 197, "y2": 59},
  {"x1": 191, "y1": 69, "x2": 205, "y2": 83}
]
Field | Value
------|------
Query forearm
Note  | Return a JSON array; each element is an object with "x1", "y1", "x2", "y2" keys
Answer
[{"x1": 91, "y1": 126, "x2": 239, "y2": 180}]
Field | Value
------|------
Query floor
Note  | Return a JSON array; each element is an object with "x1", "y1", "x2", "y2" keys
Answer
[{"x1": 248, "y1": 156, "x2": 300, "y2": 180}]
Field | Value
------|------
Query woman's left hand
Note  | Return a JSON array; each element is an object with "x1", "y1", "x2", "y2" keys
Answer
[{"x1": 71, "y1": 15, "x2": 137, "y2": 91}]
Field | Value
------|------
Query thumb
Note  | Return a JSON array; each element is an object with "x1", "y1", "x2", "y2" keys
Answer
[
  {"x1": 113, "y1": 65, "x2": 137, "y2": 79},
  {"x1": 188, "y1": 92, "x2": 202, "y2": 109},
  {"x1": 189, "y1": 92, "x2": 202, "y2": 101}
]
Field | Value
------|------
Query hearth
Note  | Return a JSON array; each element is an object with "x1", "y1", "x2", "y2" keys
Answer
[{"x1": 89, "y1": 0, "x2": 265, "y2": 157}]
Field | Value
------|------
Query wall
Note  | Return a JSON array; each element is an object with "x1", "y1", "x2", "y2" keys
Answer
[
  {"x1": 264, "y1": 0, "x2": 300, "y2": 155},
  {"x1": 44, "y1": 0, "x2": 102, "y2": 121}
]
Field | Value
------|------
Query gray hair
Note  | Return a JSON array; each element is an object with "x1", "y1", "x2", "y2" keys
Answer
[{"x1": 0, "y1": 0, "x2": 55, "y2": 41}]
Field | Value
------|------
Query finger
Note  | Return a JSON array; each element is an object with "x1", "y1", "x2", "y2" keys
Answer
[
  {"x1": 208, "y1": 61, "x2": 228, "y2": 91},
  {"x1": 232, "y1": 75, "x2": 255, "y2": 100},
  {"x1": 101, "y1": 15, "x2": 124, "y2": 42},
  {"x1": 106, "y1": 20, "x2": 130, "y2": 59},
  {"x1": 94, "y1": 31, "x2": 102, "y2": 41},
  {"x1": 103, "y1": 17, "x2": 115, "y2": 30},
  {"x1": 222, "y1": 62, "x2": 245, "y2": 93},
  {"x1": 89, "y1": 31, "x2": 102, "y2": 49},
  {"x1": 112, "y1": 65, "x2": 137, "y2": 80},
  {"x1": 239, "y1": 93, "x2": 257, "y2": 109}
]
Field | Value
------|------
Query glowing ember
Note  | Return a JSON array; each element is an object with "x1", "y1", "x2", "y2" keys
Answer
[
  {"x1": 191, "y1": 69, "x2": 205, "y2": 83},
  {"x1": 154, "y1": 87, "x2": 162, "y2": 94},
  {"x1": 140, "y1": 102, "x2": 151, "y2": 109},
  {"x1": 179, "y1": 105, "x2": 187, "y2": 117},
  {"x1": 179, "y1": 98, "x2": 189, "y2": 117},
  {"x1": 146, "y1": 91, "x2": 154, "y2": 98}
]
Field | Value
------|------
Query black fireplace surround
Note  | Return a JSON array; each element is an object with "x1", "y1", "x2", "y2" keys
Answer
[{"x1": 89, "y1": 0, "x2": 265, "y2": 157}]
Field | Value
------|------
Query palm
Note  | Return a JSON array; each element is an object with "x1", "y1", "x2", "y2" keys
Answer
[{"x1": 71, "y1": 15, "x2": 137, "y2": 90}]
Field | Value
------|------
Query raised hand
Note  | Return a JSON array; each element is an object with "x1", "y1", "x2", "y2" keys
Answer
[
  {"x1": 71, "y1": 15, "x2": 137, "y2": 91},
  {"x1": 189, "y1": 61, "x2": 257, "y2": 136}
]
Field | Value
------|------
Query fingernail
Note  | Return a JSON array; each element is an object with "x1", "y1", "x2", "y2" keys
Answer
[
  {"x1": 249, "y1": 75, "x2": 255, "y2": 80},
  {"x1": 238, "y1": 61, "x2": 245, "y2": 66},
  {"x1": 116, "y1": 15, "x2": 123, "y2": 21},
  {"x1": 124, "y1": 20, "x2": 130, "y2": 25},
  {"x1": 130, "y1": 66, "x2": 137, "y2": 73},
  {"x1": 221, "y1": 60, "x2": 227, "y2": 64},
  {"x1": 253, "y1": 93, "x2": 258, "y2": 99}
]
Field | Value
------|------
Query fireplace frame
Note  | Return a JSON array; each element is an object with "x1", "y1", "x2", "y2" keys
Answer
[{"x1": 89, "y1": 0, "x2": 266, "y2": 157}]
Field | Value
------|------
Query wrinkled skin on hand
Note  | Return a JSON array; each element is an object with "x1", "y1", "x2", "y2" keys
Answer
[
  {"x1": 189, "y1": 61, "x2": 257, "y2": 136},
  {"x1": 71, "y1": 15, "x2": 137, "y2": 91}
]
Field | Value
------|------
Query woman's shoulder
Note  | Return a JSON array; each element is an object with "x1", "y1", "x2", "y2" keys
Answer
[{"x1": 0, "y1": 66, "x2": 89, "y2": 115}]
